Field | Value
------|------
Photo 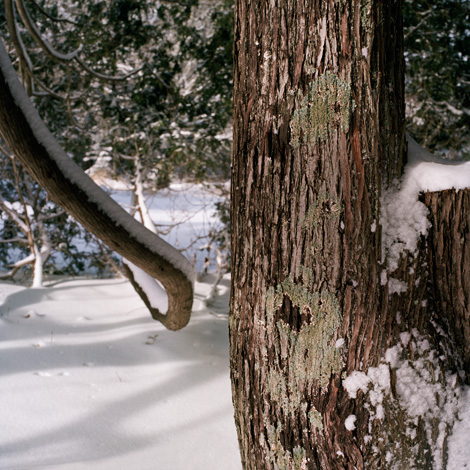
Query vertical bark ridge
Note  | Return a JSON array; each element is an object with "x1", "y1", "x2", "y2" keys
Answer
[{"x1": 424, "y1": 189, "x2": 470, "y2": 380}]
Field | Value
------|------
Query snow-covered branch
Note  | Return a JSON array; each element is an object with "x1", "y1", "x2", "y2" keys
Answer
[
  {"x1": 0, "y1": 196, "x2": 30, "y2": 234},
  {"x1": 0, "y1": 264, "x2": 22, "y2": 280},
  {"x1": 0, "y1": 38, "x2": 194, "y2": 330}
]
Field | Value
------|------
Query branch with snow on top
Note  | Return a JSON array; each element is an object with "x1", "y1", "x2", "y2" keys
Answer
[{"x1": 0, "y1": 38, "x2": 194, "y2": 330}]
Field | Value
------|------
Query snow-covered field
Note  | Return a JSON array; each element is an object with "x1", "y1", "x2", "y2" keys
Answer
[
  {"x1": 2, "y1": 272, "x2": 470, "y2": 470},
  {"x1": 1, "y1": 182, "x2": 240, "y2": 470},
  {"x1": 0, "y1": 274, "x2": 242, "y2": 470}
]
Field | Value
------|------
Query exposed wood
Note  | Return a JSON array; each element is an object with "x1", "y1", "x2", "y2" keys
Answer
[{"x1": 424, "y1": 189, "x2": 470, "y2": 379}]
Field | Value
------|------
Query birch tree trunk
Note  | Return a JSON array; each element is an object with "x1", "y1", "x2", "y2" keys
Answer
[{"x1": 230, "y1": 1, "x2": 467, "y2": 469}]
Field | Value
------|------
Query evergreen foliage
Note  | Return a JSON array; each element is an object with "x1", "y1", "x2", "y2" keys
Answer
[
  {"x1": 404, "y1": 0, "x2": 470, "y2": 158},
  {"x1": 0, "y1": 0, "x2": 232, "y2": 283}
]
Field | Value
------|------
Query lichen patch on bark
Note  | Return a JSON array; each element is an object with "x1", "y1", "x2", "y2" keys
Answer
[
  {"x1": 262, "y1": 424, "x2": 308, "y2": 470},
  {"x1": 301, "y1": 192, "x2": 343, "y2": 228},
  {"x1": 290, "y1": 72, "x2": 355, "y2": 147},
  {"x1": 264, "y1": 270, "x2": 343, "y2": 417}
]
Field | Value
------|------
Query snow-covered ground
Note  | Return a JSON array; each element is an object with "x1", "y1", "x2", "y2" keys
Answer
[
  {"x1": 0, "y1": 273, "x2": 242, "y2": 470},
  {"x1": 1, "y1": 179, "x2": 238, "y2": 470},
  {"x1": 2, "y1": 273, "x2": 470, "y2": 470}
]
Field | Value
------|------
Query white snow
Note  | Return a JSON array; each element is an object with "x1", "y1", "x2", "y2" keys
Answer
[
  {"x1": 0, "y1": 274, "x2": 241, "y2": 470},
  {"x1": 335, "y1": 338, "x2": 345, "y2": 348},
  {"x1": 380, "y1": 133, "x2": 470, "y2": 272},
  {"x1": 447, "y1": 387, "x2": 470, "y2": 470},
  {"x1": 345, "y1": 415, "x2": 357, "y2": 431},
  {"x1": 343, "y1": 330, "x2": 469, "y2": 469},
  {"x1": 399, "y1": 331, "x2": 411, "y2": 346},
  {"x1": 394, "y1": 360, "x2": 438, "y2": 417},
  {"x1": 343, "y1": 370, "x2": 371, "y2": 398},
  {"x1": 109, "y1": 182, "x2": 225, "y2": 273},
  {"x1": 124, "y1": 259, "x2": 168, "y2": 312},
  {"x1": 387, "y1": 277, "x2": 408, "y2": 295}
]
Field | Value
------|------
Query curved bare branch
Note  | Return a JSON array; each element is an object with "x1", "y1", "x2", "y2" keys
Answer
[
  {"x1": 4, "y1": 0, "x2": 33, "y2": 93},
  {"x1": 0, "y1": 38, "x2": 194, "y2": 330},
  {"x1": 11, "y1": 0, "x2": 142, "y2": 85},
  {"x1": 14, "y1": 0, "x2": 83, "y2": 62},
  {"x1": 5, "y1": 0, "x2": 68, "y2": 99},
  {"x1": 74, "y1": 56, "x2": 144, "y2": 82},
  {"x1": 30, "y1": 0, "x2": 80, "y2": 26}
]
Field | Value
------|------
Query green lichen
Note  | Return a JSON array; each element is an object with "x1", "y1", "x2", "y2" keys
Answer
[
  {"x1": 298, "y1": 265, "x2": 314, "y2": 286},
  {"x1": 280, "y1": 275, "x2": 342, "y2": 334},
  {"x1": 265, "y1": 424, "x2": 308, "y2": 470},
  {"x1": 292, "y1": 446, "x2": 308, "y2": 469},
  {"x1": 308, "y1": 408, "x2": 324, "y2": 430},
  {"x1": 290, "y1": 72, "x2": 355, "y2": 148},
  {"x1": 264, "y1": 270, "x2": 343, "y2": 425},
  {"x1": 276, "y1": 317, "x2": 342, "y2": 391},
  {"x1": 302, "y1": 192, "x2": 343, "y2": 228}
]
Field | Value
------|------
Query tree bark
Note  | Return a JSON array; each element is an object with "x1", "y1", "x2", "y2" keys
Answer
[
  {"x1": 424, "y1": 190, "x2": 470, "y2": 380},
  {"x1": 0, "y1": 39, "x2": 194, "y2": 330},
  {"x1": 230, "y1": 1, "x2": 465, "y2": 469}
]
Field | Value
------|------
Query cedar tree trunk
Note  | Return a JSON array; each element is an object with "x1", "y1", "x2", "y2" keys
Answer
[{"x1": 230, "y1": 1, "x2": 469, "y2": 469}]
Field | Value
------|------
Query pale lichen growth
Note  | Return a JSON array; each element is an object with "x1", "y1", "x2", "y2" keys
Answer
[
  {"x1": 280, "y1": 275, "x2": 342, "y2": 341},
  {"x1": 262, "y1": 186, "x2": 345, "y2": 453},
  {"x1": 276, "y1": 317, "x2": 342, "y2": 391},
  {"x1": 264, "y1": 270, "x2": 343, "y2": 430},
  {"x1": 264, "y1": 424, "x2": 308, "y2": 470},
  {"x1": 308, "y1": 407, "x2": 324, "y2": 430},
  {"x1": 290, "y1": 72, "x2": 355, "y2": 147},
  {"x1": 292, "y1": 446, "x2": 308, "y2": 470},
  {"x1": 302, "y1": 192, "x2": 343, "y2": 228}
]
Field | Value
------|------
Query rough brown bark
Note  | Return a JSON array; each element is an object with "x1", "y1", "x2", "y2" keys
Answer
[
  {"x1": 0, "y1": 40, "x2": 193, "y2": 331},
  {"x1": 424, "y1": 189, "x2": 470, "y2": 379},
  {"x1": 230, "y1": 1, "x2": 464, "y2": 469}
]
